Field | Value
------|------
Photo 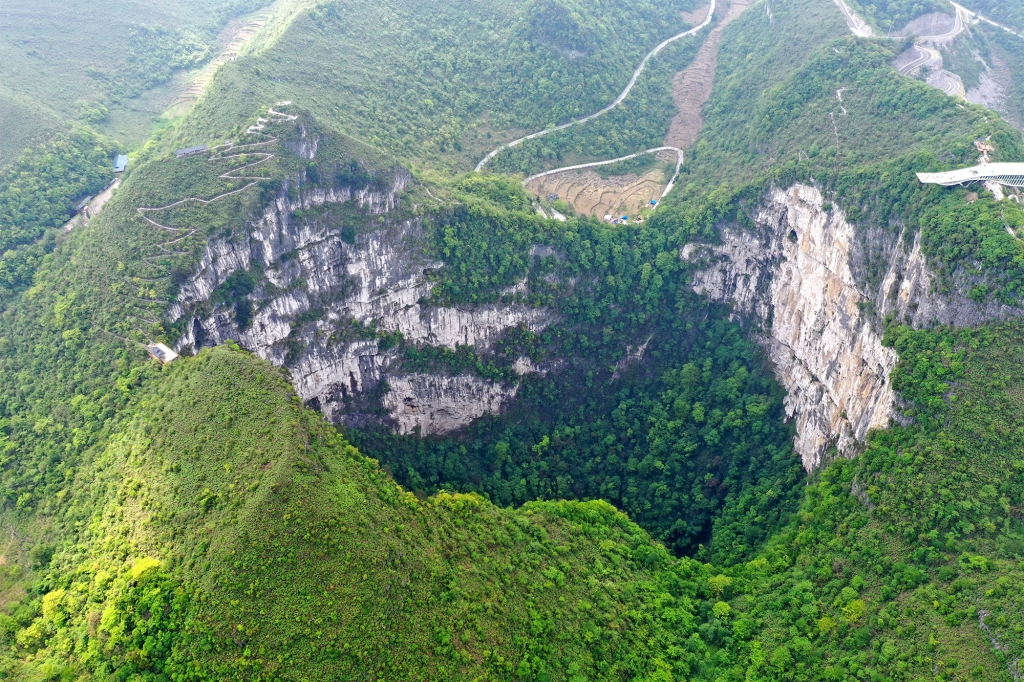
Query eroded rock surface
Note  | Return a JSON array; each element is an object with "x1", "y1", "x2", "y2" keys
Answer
[
  {"x1": 383, "y1": 374, "x2": 519, "y2": 435},
  {"x1": 686, "y1": 185, "x2": 896, "y2": 469},
  {"x1": 686, "y1": 183, "x2": 1024, "y2": 469},
  {"x1": 172, "y1": 168, "x2": 554, "y2": 434}
]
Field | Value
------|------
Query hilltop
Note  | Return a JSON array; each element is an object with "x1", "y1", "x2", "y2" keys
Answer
[{"x1": 1, "y1": 0, "x2": 1024, "y2": 679}]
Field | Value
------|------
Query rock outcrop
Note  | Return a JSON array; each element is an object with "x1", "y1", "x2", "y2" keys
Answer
[
  {"x1": 382, "y1": 374, "x2": 519, "y2": 435},
  {"x1": 685, "y1": 185, "x2": 897, "y2": 469},
  {"x1": 171, "y1": 167, "x2": 555, "y2": 434},
  {"x1": 685, "y1": 183, "x2": 1024, "y2": 470}
]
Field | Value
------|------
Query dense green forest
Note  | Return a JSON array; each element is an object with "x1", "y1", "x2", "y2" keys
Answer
[
  {"x1": 0, "y1": 131, "x2": 116, "y2": 253},
  {"x1": 88, "y1": 25, "x2": 211, "y2": 102},
  {"x1": 177, "y1": 0, "x2": 706, "y2": 168},
  {"x1": 959, "y1": 0, "x2": 1024, "y2": 33},
  {"x1": 845, "y1": 0, "x2": 948, "y2": 32},
  {"x1": 1, "y1": 0, "x2": 1024, "y2": 677},
  {"x1": 0, "y1": 345, "x2": 734, "y2": 679}
]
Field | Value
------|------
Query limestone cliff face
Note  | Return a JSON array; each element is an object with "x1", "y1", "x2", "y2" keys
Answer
[
  {"x1": 685, "y1": 182, "x2": 1024, "y2": 471},
  {"x1": 171, "y1": 168, "x2": 554, "y2": 434},
  {"x1": 383, "y1": 374, "x2": 519, "y2": 436},
  {"x1": 685, "y1": 185, "x2": 898, "y2": 469}
]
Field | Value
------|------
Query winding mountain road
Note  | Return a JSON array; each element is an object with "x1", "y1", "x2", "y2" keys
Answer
[
  {"x1": 838, "y1": 1, "x2": 969, "y2": 99},
  {"x1": 897, "y1": 45, "x2": 940, "y2": 76},
  {"x1": 137, "y1": 105, "x2": 297, "y2": 265},
  {"x1": 951, "y1": 2, "x2": 1024, "y2": 39},
  {"x1": 475, "y1": 0, "x2": 716, "y2": 172},
  {"x1": 523, "y1": 146, "x2": 685, "y2": 202}
]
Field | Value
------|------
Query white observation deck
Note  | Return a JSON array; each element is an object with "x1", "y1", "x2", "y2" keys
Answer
[{"x1": 917, "y1": 163, "x2": 1024, "y2": 187}]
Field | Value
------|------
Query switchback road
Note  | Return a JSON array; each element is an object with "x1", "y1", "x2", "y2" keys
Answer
[{"x1": 475, "y1": 0, "x2": 716, "y2": 171}]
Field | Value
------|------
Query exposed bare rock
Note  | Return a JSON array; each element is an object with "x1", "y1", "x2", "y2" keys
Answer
[
  {"x1": 686, "y1": 182, "x2": 1024, "y2": 469},
  {"x1": 686, "y1": 185, "x2": 897, "y2": 469},
  {"x1": 612, "y1": 336, "x2": 653, "y2": 379},
  {"x1": 965, "y1": 49, "x2": 1010, "y2": 118},
  {"x1": 894, "y1": 12, "x2": 958, "y2": 44},
  {"x1": 873, "y1": 226, "x2": 1024, "y2": 327},
  {"x1": 171, "y1": 172, "x2": 555, "y2": 435},
  {"x1": 382, "y1": 374, "x2": 519, "y2": 435}
]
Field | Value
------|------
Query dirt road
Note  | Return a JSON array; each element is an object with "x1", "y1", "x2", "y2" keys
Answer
[
  {"x1": 61, "y1": 178, "x2": 120, "y2": 233},
  {"x1": 524, "y1": 147, "x2": 683, "y2": 218}
]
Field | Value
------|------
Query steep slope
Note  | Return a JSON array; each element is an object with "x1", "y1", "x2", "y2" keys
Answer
[
  {"x1": 638, "y1": 0, "x2": 1024, "y2": 467},
  {"x1": 7, "y1": 344, "x2": 724, "y2": 679},
  {"x1": 0, "y1": 0, "x2": 281, "y2": 165},
  {"x1": 4, "y1": 0, "x2": 1024, "y2": 677},
  {"x1": 176, "y1": 0, "x2": 706, "y2": 170}
]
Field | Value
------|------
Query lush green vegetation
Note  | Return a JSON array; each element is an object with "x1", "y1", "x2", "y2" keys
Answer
[
  {"x1": 959, "y1": 0, "x2": 1024, "y2": 33},
  {"x1": 359, "y1": 315, "x2": 804, "y2": 564},
  {"x1": 5, "y1": 290, "x2": 1024, "y2": 680},
  {"x1": 178, "y1": 0, "x2": 705, "y2": 169},
  {"x1": 486, "y1": 37, "x2": 700, "y2": 174},
  {"x1": 88, "y1": 25, "x2": 211, "y2": 102},
  {"x1": 3, "y1": 0, "x2": 1024, "y2": 677},
  {"x1": 346, "y1": 175, "x2": 803, "y2": 564},
  {"x1": 0, "y1": 0, "x2": 280, "y2": 165},
  {"x1": 0, "y1": 131, "x2": 116, "y2": 253},
  {"x1": 920, "y1": 193, "x2": 1024, "y2": 305},
  {"x1": 0, "y1": 345, "x2": 736, "y2": 679},
  {"x1": 845, "y1": 0, "x2": 949, "y2": 32}
]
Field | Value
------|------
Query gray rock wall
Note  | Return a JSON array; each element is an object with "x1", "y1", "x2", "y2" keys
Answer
[
  {"x1": 171, "y1": 168, "x2": 554, "y2": 434},
  {"x1": 684, "y1": 182, "x2": 1023, "y2": 470}
]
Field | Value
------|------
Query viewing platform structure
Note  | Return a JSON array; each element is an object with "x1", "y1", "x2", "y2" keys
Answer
[{"x1": 917, "y1": 163, "x2": 1024, "y2": 187}]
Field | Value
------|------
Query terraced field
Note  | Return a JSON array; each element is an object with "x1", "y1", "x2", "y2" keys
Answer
[
  {"x1": 166, "y1": 4, "x2": 281, "y2": 115},
  {"x1": 666, "y1": 0, "x2": 752, "y2": 148},
  {"x1": 526, "y1": 161, "x2": 672, "y2": 219}
]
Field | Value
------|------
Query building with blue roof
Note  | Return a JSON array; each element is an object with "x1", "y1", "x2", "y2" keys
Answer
[{"x1": 113, "y1": 154, "x2": 128, "y2": 173}]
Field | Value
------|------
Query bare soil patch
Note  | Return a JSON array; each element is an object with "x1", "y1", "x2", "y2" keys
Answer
[
  {"x1": 527, "y1": 166, "x2": 669, "y2": 219},
  {"x1": 682, "y1": 3, "x2": 712, "y2": 25},
  {"x1": 665, "y1": 0, "x2": 752, "y2": 149}
]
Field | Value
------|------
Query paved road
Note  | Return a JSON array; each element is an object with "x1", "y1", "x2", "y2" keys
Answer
[
  {"x1": 522, "y1": 146, "x2": 685, "y2": 207},
  {"x1": 919, "y1": 7, "x2": 964, "y2": 42},
  {"x1": 839, "y1": 0, "x2": 970, "y2": 100},
  {"x1": 476, "y1": 0, "x2": 717, "y2": 171},
  {"x1": 897, "y1": 45, "x2": 939, "y2": 75},
  {"x1": 951, "y1": 1, "x2": 1023, "y2": 39},
  {"x1": 833, "y1": 0, "x2": 873, "y2": 37},
  {"x1": 928, "y1": 68, "x2": 966, "y2": 97}
]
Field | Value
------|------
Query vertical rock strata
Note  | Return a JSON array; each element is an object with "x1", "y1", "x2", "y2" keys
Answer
[
  {"x1": 686, "y1": 182, "x2": 1024, "y2": 470},
  {"x1": 685, "y1": 185, "x2": 898, "y2": 469},
  {"x1": 171, "y1": 169, "x2": 555, "y2": 434}
]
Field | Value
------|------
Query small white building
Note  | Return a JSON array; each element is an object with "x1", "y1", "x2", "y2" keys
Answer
[{"x1": 147, "y1": 343, "x2": 179, "y2": 364}]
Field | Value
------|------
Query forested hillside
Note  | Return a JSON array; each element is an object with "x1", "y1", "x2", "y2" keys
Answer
[
  {"x1": 177, "y1": 0, "x2": 706, "y2": 168},
  {"x1": 1, "y1": 0, "x2": 1024, "y2": 678},
  {"x1": 0, "y1": 0, "x2": 280, "y2": 164}
]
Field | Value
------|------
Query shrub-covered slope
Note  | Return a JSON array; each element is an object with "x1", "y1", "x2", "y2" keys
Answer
[
  {"x1": 0, "y1": 0, "x2": 278, "y2": 165},
  {"x1": 176, "y1": 0, "x2": 706, "y2": 169},
  {"x1": 8, "y1": 345, "x2": 733, "y2": 680},
  {"x1": 2, "y1": 0, "x2": 1024, "y2": 678}
]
